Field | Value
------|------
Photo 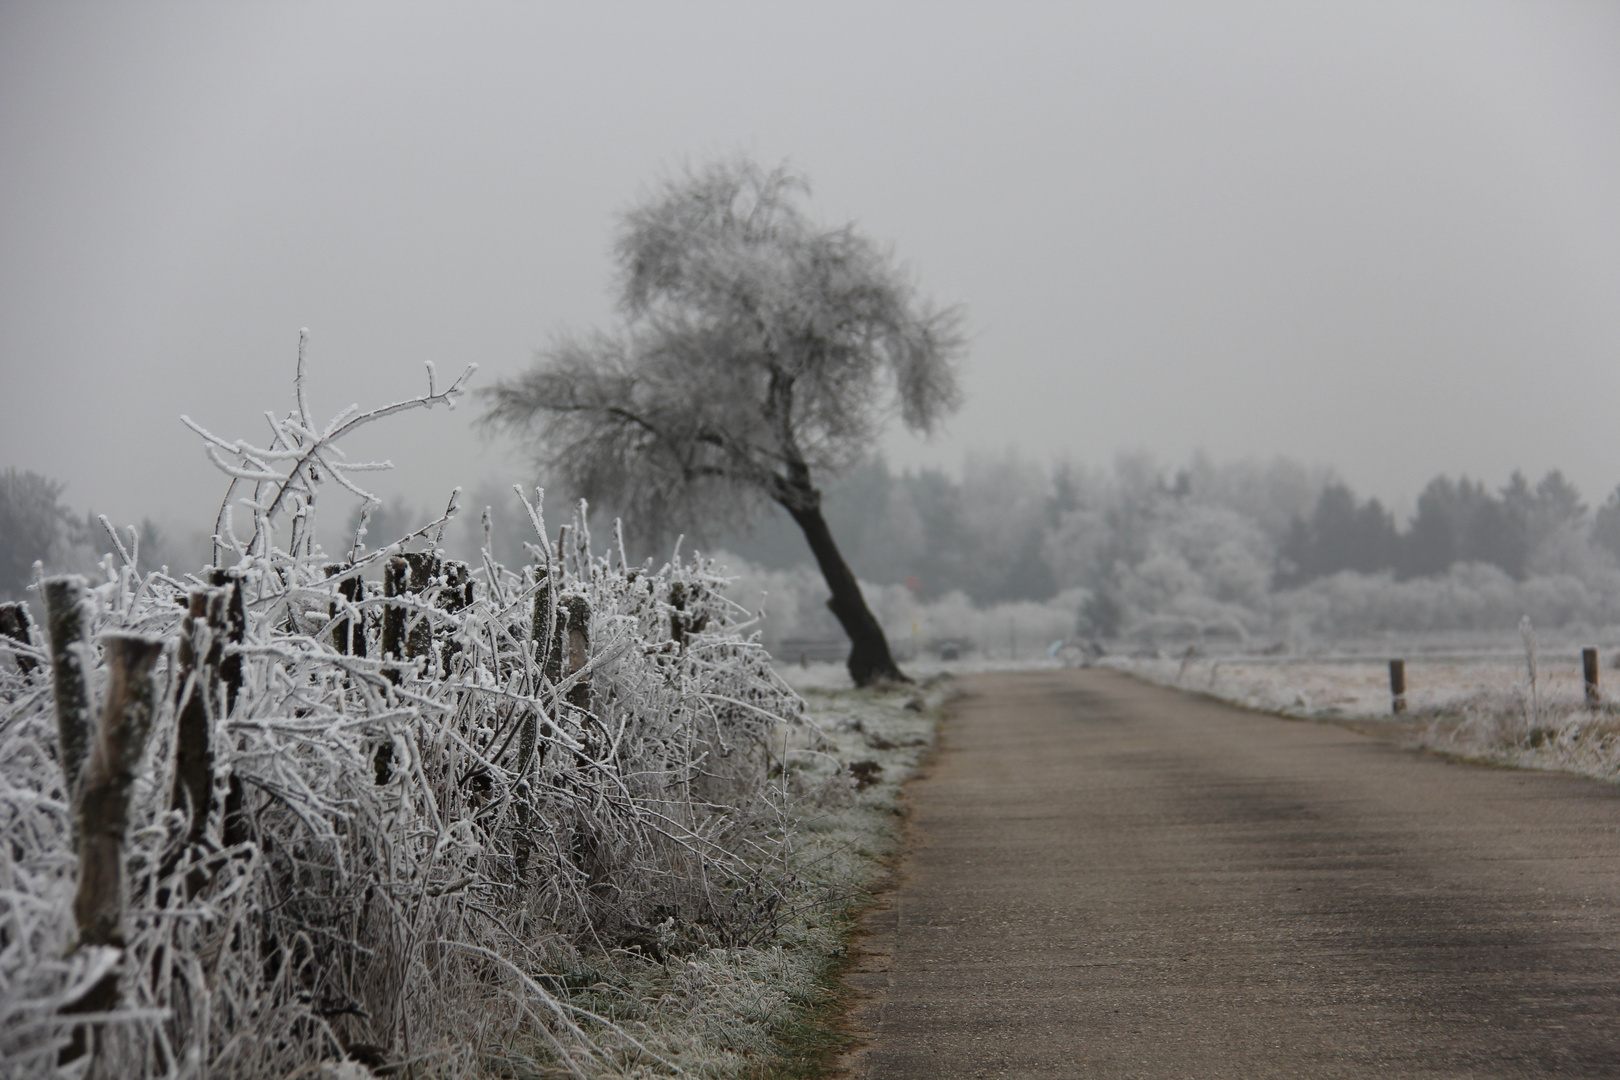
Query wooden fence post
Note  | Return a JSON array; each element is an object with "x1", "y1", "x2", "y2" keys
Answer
[
  {"x1": 518, "y1": 570, "x2": 593, "y2": 768},
  {"x1": 382, "y1": 556, "x2": 409, "y2": 681},
  {"x1": 377, "y1": 553, "x2": 439, "y2": 783},
  {"x1": 403, "y1": 551, "x2": 440, "y2": 666},
  {"x1": 531, "y1": 575, "x2": 591, "y2": 706},
  {"x1": 669, "y1": 581, "x2": 708, "y2": 650},
  {"x1": 438, "y1": 560, "x2": 472, "y2": 671},
  {"x1": 59, "y1": 633, "x2": 165, "y2": 1066},
  {"x1": 1584, "y1": 646, "x2": 1601, "y2": 708},
  {"x1": 518, "y1": 570, "x2": 554, "y2": 777},
  {"x1": 1389, "y1": 659, "x2": 1407, "y2": 715},
  {"x1": 377, "y1": 558, "x2": 409, "y2": 784},
  {"x1": 560, "y1": 595, "x2": 592, "y2": 712},
  {"x1": 0, "y1": 601, "x2": 39, "y2": 676},
  {"x1": 383, "y1": 553, "x2": 444, "y2": 678},
  {"x1": 441, "y1": 560, "x2": 473, "y2": 613},
  {"x1": 325, "y1": 564, "x2": 366, "y2": 657},
  {"x1": 170, "y1": 589, "x2": 224, "y2": 850},
  {"x1": 533, "y1": 570, "x2": 557, "y2": 683},
  {"x1": 76, "y1": 634, "x2": 165, "y2": 945},
  {"x1": 206, "y1": 569, "x2": 245, "y2": 713},
  {"x1": 207, "y1": 570, "x2": 248, "y2": 849},
  {"x1": 43, "y1": 576, "x2": 94, "y2": 795}
]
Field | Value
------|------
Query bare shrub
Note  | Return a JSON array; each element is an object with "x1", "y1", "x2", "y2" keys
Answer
[{"x1": 0, "y1": 348, "x2": 805, "y2": 1077}]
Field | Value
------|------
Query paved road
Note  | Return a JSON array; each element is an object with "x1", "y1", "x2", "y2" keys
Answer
[{"x1": 840, "y1": 668, "x2": 1620, "y2": 1079}]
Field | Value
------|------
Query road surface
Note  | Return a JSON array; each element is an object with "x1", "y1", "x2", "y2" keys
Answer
[{"x1": 839, "y1": 668, "x2": 1620, "y2": 1078}]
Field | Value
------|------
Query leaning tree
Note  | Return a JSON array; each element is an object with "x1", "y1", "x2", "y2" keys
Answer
[{"x1": 482, "y1": 159, "x2": 965, "y2": 685}]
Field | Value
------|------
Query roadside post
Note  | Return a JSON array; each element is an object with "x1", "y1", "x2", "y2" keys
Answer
[
  {"x1": 1584, "y1": 647, "x2": 1601, "y2": 709},
  {"x1": 1389, "y1": 659, "x2": 1407, "y2": 715}
]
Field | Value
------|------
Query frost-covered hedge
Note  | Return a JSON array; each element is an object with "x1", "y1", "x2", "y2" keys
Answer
[{"x1": 0, "y1": 355, "x2": 805, "y2": 1078}]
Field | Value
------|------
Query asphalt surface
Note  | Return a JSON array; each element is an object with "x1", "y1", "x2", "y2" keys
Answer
[{"x1": 839, "y1": 668, "x2": 1620, "y2": 1079}]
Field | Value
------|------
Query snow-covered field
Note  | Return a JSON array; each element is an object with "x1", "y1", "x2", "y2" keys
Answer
[
  {"x1": 1105, "y1": 640, "x2": 1620, "y2": 784},
  {"x1": 1102, "y1": 652, "x2": 1589, "y2": 720}
]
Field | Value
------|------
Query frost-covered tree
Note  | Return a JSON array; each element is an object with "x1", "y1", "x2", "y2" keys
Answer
[
  {"x1": 1592, "y1": 487, "x2": 1620, "y2": 566},
  {"x1": 1400, "y1": 475, "x2": 1524, "y2": 579},
  {"x1": 483, "y1": 159, "x2": 964, "y2": 685},
  {"x1": 1277, "y1": 482, "x2": 1399, "y2": 585},
  {"x1": 0, "y1": 468, "x2": 78, "y2": 597}
]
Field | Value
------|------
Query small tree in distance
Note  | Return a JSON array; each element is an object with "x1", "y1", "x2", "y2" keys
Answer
[
  {"x1": 483, "y1": 159, "x2": 965, "y2": 685},
  {"x1": 0, "y1": 468, "x2": 79, "y2": 598}
]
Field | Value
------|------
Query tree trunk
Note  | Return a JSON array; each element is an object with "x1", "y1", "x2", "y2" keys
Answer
[{"x1": 779, "y1": 489, "x2": 909, "y2": 687}]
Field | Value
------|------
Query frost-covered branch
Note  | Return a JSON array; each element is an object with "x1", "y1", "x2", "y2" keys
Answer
[{"x1": 183, "y1": 331, "x2": 475, "y2": 564}]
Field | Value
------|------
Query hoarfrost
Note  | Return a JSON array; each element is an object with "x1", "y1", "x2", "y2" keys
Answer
[{"x1": 0, "y1": 344, "x2": 807, "y2": 1078}]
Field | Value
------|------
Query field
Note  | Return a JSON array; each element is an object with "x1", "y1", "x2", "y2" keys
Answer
[{"x1": 1102, "y1": 635, "x2": 1620, "y2": 785}]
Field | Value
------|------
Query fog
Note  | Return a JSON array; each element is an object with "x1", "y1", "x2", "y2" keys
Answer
[{"x1": 3, "y1": 1, "x2": 1619, "y2": 536}]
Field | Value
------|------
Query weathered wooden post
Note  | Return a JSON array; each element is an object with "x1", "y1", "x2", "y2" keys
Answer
[
  {"x1": 403, "y1": 552, "x2": 440, "y2": 666},
  {"x1": 1584, "y1": 646, "x2": 1601, "y2": 708},
  {"x1": 519, "y1": 572, "x2": 592, "y2": 770},
  {"x1": 509, "y1": 568, "x2": 558, "y2": 878},
  {"x1": 377, "y1": 553, "x2": 440, "y2": 783},
  {"x1": 534, "y1": 570, "x2": 558, "y2": 682},
  {"x1": 559, "y1": 595, "x2": 592, "y2": 712},
  {"x1": 532, "y1": 576, "x2": 591, "y2": 703},
  {"x1": 60, "y1": 633, "x2": 165, "y2": 1065},
  {"x1": 0, "y1": 601, "x2": 39, "y2": 676},
  {"x1": 382, "y1": 553, "x2": 439, "y2": 676},
  {"x1": 438, "y1": 560, "x2": 472, "y2": 671},
  {"x1": 382, "y1": 556, "x2": 409, "y2": 682},
  {"x1": 440, "y1": 560, "x2": 473, "y2": 613},
  {"x1": 669, "y1": 581, "x2": 707, "y2": 650},
  {"x1": 77, "y1": 634, "x2": 166, "y2": 942},
  {"x1": 375, "y1": 559, "x2": 407, "y2": 784},
  {"x1": 1389, "y1": 659, "x2": 1407, "y2": 715},
  {"x1": 324, "y1": 564, "x2": 366, "y2": 657},
  {"x1": 43, "y1": 576, "x2": 95, "y2": 794},
  {"x1": 206, "y1": 569, "x2": 245, "y2": 713},
  {"x1": 518, "y1": 569, "x2": 554, "y2": 777},
  {"x1": 206, "y1": 569, "x2": 248, "y2": 849},
  {"x1": 554, "y1": 589, "x2": 596, "y2": 876},
  {"x1": 170, "y1": 589, "x2": 224, "y2": 850}
]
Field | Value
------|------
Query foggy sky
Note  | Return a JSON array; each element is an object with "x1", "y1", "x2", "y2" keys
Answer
[{"x1": 3, "y1": 0, "x2": 1618, "y2": 539}]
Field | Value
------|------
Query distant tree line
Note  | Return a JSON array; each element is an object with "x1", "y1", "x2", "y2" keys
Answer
[
  {"x1": 697, "y1": 455, "x2": 1620, "y2": 637},
  {"x1": 1278, "y1": 470, "x2": 1606, "y2": 585},
  {"x1": 14, "y1": 456, "x2": 1620, "y2": 642}
]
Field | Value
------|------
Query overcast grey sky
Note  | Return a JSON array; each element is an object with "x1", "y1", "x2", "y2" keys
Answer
[{"x1": 3, "y1": 1, "x2": 1618, "y2": 534}]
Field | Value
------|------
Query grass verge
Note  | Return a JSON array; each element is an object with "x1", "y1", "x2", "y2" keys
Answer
[{"x1": 494, "y1": 676, "x2": 947, "y2": 1079}]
